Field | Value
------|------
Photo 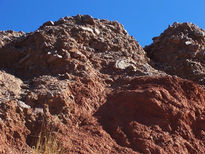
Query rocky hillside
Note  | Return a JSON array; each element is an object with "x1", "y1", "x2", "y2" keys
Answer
[{"x1": 0, "y1": 15, "x2": 205, "y2": 153}]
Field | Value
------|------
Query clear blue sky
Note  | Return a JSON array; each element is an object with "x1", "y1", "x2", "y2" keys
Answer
[{"x1": 0, "y1": 0, "x2": 205, "y2": 46}]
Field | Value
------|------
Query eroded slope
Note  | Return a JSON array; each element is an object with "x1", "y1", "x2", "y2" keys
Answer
[{"x1": 0, "y1": 16, "x2": 205, "y2": 154}]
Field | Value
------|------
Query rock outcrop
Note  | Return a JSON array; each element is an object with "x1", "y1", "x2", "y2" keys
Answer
[
  {"x1": 0, "y1": 15, "x2": 205, "y2": 153},
  {"x1": 0, "y1": 15, "x2": 158, "y2": 79},
  {"x1": 145, "y1": 22, "x2": 205, "y2": 85}
]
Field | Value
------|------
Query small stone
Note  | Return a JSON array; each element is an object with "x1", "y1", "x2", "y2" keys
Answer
[
  {"x1": 115, "y1": 59, "x2": 135, "y2": 71},
  {"x1": 42, "y1": 21, "x2": 54, "y2": 27},
  {"x1": 82, "y1": 15, "x2": 95, "y2": 25},
  {"x1": 80, "y1": 26, "x2": 94, "y2": 34},
  {"x1": 55, "y1": 54, "x2": 63, "y2": 59},
  {"x1": 17, "y1": 101, "x2": 31, "y2": 109},
  {"x1": 47, "y1": 50, "x2": 57, "y2": 55},
  {"x1": 94, "y1": 28, "x2": 100, "y2": 35},
  {"x1": 34, "y1": 108, "x2": 44, "y2": 114},
  {"x1": 185, "y1": 41, "x2": 192, "y2": 45}
]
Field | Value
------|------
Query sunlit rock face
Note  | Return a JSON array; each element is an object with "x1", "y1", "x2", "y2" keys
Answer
[
  {"x1": 145, "y1": 22, "x2": 205, "y2": 84},
  {"x1": 0, "y1": 15, "x2": 205, "y2": 153}
]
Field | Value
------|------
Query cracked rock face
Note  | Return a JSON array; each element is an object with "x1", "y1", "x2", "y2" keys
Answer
[
  {"x1": 145, "y1": 22, "x2": 205, "y2": 84},
  {"x1": 0, "y1": 15, "x2": 205, "y2": 153}
]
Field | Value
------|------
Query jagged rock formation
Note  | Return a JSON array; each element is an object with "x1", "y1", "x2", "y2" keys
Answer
[
  {"x1": 145, "y1": 22, "x2": 205, "y2": 85},
  {"x1": 0, "y1": 15, "x2": 205, "y2": 153},
  {"x1": 0, "y1": 15, "x2": 158, "y2": 79}
]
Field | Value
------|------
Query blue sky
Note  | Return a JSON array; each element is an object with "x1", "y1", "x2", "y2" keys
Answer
[{"x1": 0, "y1": 0, "x2": 205, "y2": 46}]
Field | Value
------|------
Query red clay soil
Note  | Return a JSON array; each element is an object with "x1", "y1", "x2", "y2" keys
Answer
[
  {"x1": 96, "y1": 76, "x2": 205, "y2": 153},
  {"x1": 0, "y1": 15, "x2": 205, "y2": 153}
]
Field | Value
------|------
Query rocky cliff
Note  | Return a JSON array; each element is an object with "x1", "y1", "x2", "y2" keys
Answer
[{"x1": 0, "y1": 15, "x2": 204, "y2": 153}]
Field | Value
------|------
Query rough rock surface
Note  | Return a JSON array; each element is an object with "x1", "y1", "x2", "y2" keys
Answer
[
  {"x1": 0, "y1": 15, "x2": 205, "y2": 153},
  {"x1": 0, "y1": 31, "x2": 24, "y2": 48},
  {"x1": 96, "y1": 76, "x2": 205, "y2": 153},
  {"x1": 145, "y1": 22, "x2": 205, "y2": 85},
  {"x1": 0, "y1": 15, "x2": 158, "y2": 79}
]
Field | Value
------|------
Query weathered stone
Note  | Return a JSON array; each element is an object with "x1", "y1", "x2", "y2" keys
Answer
[
  {"x1": 0, "y1": 15, "x2": 205, "y2": 154},
  {"x1": 18, "y1": 101, "x2": 31, "y2": 109},
  {"x1": 114, "y1": 59, "x2": 136, "y2": 71},
  {"x1": 145, "y1": 22, "x2": 205, "y2": 84},
  {"x1": 82, "y1": 15, "x2": 95, "y2": 25},
  {"x1": 42, "y1": 21, "x2": 55, "y2": 27}
]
